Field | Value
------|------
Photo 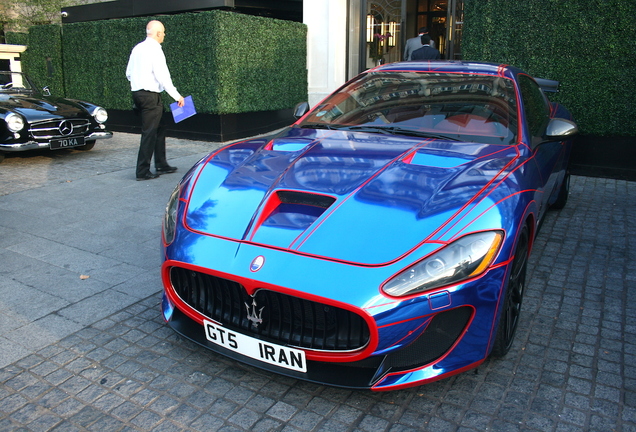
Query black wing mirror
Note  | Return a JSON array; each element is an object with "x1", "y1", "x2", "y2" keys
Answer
[
  {"x1": 293, "y1": 102, "x2": 310, "y2": 119},
  {"x1": 42, "y1": 86, "x2": 51, "y2": 96}
]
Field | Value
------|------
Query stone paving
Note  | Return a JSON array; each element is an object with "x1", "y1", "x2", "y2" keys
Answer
[{"x1": 0, "y1": 132, "x2": 634, "y2": 431}]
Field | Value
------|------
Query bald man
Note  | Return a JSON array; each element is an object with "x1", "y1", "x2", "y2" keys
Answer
[{"x1": 126, "y1": 20, "x2": 185, "y2": 180}]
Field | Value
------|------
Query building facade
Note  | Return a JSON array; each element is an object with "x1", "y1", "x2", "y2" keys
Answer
[
  {"x1": 305, "y1": 0, "x2": 464, "y2": 106},
  {"x1": 0, "y1": 44, "x2": 26, "y2": 72},
  {"x1": 58, "y1": 0, "x2": 464, "y2": 108}
]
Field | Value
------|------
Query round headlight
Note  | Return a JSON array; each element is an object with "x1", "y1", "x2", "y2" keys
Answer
[
  {"x1": 6, "y1": 112, "x2": 25, "y2": 132},
  {"x1": 92, "y1": 107, "x2": 108, "y2": 124}
]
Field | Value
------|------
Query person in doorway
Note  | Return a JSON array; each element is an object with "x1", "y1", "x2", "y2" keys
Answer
[
  {"x1": 403, "y1": 27, "x2": 435, "y2": 61},
  {"x1": 126, "y1": 20, "x2": 184, "y2": 181},
  {"x1": 410, "y1": 35, "x2": 441, "y2": 61}
]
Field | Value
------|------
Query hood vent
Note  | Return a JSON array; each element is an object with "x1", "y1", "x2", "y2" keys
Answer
[
  {"x1": 249, "y1": 190, "x2": 336, "y2": 244},
  {"x1": 277, "y1": 190, "x2": 335, "y2": 209},
  {"x1": 265, "y1": 138, "x2": 312, "y2": 152}
]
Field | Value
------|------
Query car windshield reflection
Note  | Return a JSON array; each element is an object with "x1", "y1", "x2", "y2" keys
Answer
[{"x1": 297, "y1": 72, "x2": 519, "y2": 145}]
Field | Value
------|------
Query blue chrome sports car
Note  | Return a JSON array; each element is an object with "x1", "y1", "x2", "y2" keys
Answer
[{"x1": 161, "y1": 61, "x2": 577, "y2": 390}]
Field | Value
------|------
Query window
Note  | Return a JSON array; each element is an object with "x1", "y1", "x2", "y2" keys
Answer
[{"x1": 518, "y1": 75, "x2": 550, "y2": 144}]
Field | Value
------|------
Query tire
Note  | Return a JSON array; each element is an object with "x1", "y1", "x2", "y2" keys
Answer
[
  {"x1": 491, "y1": 225, "x2": 529, "y2": 357},
  {"x1": 551, "y1": 171, "x2": 570, "y2": 210},
  {"x1": 0, "y1": 152, "x2": 5, "y2": 163},
  {"x1": 77, "y1": 140, "x2": 96, "y2": 151}
]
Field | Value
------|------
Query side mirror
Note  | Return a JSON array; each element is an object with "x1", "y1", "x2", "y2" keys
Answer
[
  {"x1": 545, "y1": 118, "x2": 578, "y2": 139},
  {"x1": 42, "y1": 86, "x2": 51, "y2": 96},
  {"x1": 293, "y1": 102, "x2": 310, "y2": 119}
]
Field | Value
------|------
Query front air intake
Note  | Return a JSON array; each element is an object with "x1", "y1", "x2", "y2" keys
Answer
[{"x1": 170, "y1": 267, "x2": 370, "y2": 352}]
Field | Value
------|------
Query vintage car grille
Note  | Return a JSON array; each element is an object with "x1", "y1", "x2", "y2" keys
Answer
[
  {"x1": 170, "y1": 267, "x2": 371, "y2": 352},
  {"x1": 29, "y1": 119, "x2": 91, "y2": 140}
]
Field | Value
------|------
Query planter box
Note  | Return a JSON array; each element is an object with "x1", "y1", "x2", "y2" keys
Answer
[
  {"x1": 570, "y1": 135, "x2": 636, "y2": 181},
  {"x1": 107, "y1": 108, "x2": 295, "y2": 142}
]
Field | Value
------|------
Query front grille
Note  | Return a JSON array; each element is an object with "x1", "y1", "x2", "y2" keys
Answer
[
  {"x1": 170, "y1": 267, "x2": 370, "y2": 351},
  {"x1": 29, "y1": 119, "x2": 90, "y2": 139}
]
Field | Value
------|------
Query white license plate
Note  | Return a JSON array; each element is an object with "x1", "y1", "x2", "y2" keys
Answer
[
  {"x1": 50, "y1": 136, "x2": 85, "y2": 150},
  {"x1": 203, "y1": 320, "x2": 307, "y2": 373}
]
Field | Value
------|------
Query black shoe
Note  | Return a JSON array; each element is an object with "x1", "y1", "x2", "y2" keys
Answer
[
  {"x1": 156, "y1": 165, "x2": 177, "y2": 174},
  {"x1": 136, "y1": 172, "x2": 160, "y2": 181}
]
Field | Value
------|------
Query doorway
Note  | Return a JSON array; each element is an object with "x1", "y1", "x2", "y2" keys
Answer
[
  {"x1": 351, "y1": 0, "x2": 464, "y2": 77},
  {"x1": 413, "y1": 0, "x2": 464, "y2": 59},
  {"x1": 415, "y1": 0, "x2": 447, "y2": 57}
]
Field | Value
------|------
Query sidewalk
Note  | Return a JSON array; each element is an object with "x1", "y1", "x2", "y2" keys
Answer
[{"x1": 0, "y1": 132, "x2": 634, "y2": 431}]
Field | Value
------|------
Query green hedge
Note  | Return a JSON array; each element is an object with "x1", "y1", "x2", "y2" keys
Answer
[
  {"x1": 463, "y1": 0, "x2": 635, "y2": 136},
  {"x1": 5, "y1": 32, "x2": 29, "y2": 46},
  {"x1": 22, "y1": 10, "x2": 307, "y2": 115},
  {"x1": 19, "y1": 25, "x2": 65, "y2": 97}
]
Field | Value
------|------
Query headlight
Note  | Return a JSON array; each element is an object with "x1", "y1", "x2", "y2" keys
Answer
[
  {"x1": 91, "y1": 107, "x2": 108, "y2": 123},
  {"x1": 382, "y1": 231, "x2": 504, "y2": 297},
  {"x1": 163, "y1": 184, "x2": 181, "y2": 244},
  {"x1": 5, "y1": 112, "x2": 24, "y2": 132}
]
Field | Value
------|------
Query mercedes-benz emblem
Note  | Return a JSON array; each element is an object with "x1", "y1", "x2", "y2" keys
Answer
[{"x1": 59, "y1": 120, "x2": 73, "y2": 136}]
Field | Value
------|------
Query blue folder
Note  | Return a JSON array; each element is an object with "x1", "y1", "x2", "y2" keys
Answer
[{"x1": 170, "y1": 95, "x2": 196, "y2": 123}]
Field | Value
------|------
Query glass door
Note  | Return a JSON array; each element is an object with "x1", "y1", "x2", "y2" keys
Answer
[
  {"x1": 413, "y1": 0, "x2": 463, "y2": 59},
  {"x1": 364, "y1": 1, "x2": 405, "y2": 69},
  {"x1": 414, "y1": 0, "x2": 447, "y2": 57},
  {"x1": 447, "y1": 0, "x2": 464, "y2": 59}
]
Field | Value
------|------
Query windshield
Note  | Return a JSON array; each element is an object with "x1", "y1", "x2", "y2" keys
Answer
[
  {"x1": 0, "y1": 72, "x2": 35, "y2": 93},
  {"x1": 298, "y1": 72, "x2": 519, "y2": 145}
]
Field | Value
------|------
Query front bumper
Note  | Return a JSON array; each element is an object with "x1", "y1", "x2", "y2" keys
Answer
[
  {"x1": 163, "y1": 290, "x2": 485, "y2": 390},
  {"x1": 161, "y1": 238, "x2": 510, "y2": 390},
  {"x1": 0, "y1": 130, "x2": 113, "y2": 152}
]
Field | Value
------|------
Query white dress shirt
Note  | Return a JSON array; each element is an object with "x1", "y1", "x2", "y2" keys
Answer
[{"x1": 126, "y1": 37, "x2": 182, "y2": 102}]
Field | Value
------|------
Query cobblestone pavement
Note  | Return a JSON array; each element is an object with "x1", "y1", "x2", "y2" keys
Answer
[{"x1": 0, "y1": 133, "x2": 634, "y2": 431}]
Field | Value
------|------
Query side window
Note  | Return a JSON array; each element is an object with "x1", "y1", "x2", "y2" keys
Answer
[{"x1": 518, "y1": 75, "x2": 550, "y2": 143}]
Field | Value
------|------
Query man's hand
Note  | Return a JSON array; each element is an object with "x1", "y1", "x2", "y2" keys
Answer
[{"x1": 177, "y1": 97, "x2": 185, "y2": 108}]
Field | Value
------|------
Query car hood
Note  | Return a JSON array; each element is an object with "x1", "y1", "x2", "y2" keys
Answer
[
  {"x1": 0, "y1": 93, "x2": 87, "y2": 122},
  {"x1": 185, "y1": 128, "x2": 519, "y2": 265}
]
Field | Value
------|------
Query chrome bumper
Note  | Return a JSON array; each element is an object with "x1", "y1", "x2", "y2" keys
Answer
[
  {"x1": 0, "y1": 130, "x2": 113, "y2": 152},
  {"x1": 87, "y1": 131, "x2": 114, "y2": 141}
]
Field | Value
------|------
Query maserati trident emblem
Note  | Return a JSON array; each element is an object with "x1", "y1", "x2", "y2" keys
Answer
[
  {"x1": 245, "y1": 297, "x2": 264, "y2": 328},
  {"x1": 250, "y1": 255, "x2": 265, "y2": 272},
  {"x1": 59, "y1": 120, "x2": 73, "y2": 136}
]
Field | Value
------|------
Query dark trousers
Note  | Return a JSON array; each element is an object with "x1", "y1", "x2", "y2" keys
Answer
[{"x1": 132, "y1": 90, "x2": 169, "y2": 177}]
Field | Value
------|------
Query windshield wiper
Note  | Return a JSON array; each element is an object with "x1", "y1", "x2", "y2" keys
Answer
[
  {"x1": 334, "y1": 125, "x2": 394, "y2": 135},
  {"x1": 384, "y1": 127, "x2": 462, "y2": 141},
  {"x1": 339, "y1": 125, "x2": 461, "y2": 141},
  {"x1": 298, "y1": 123, "x2": 335, "y2": 130},
  {"x1": 298, "y1": 124, "x2": 395, "y2": 135},
  {"x1": 298, "y1": 124, "x2": 461, "y2": 141}
]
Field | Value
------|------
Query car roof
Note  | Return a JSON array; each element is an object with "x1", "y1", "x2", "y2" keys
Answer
[{"x1": 368, "y1": 61, "x2": 523, "y2": 79}]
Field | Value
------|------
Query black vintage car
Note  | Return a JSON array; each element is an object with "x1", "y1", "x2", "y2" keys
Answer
[{"x1": 0, "y1": 71, "x2": 112, "y2": 163}]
